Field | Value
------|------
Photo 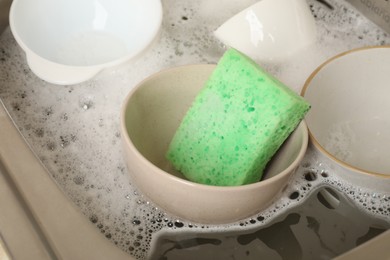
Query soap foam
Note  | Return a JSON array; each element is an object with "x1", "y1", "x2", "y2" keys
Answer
[{"x1": 0, "y1": 0, "x2": 389, "y2": 259}]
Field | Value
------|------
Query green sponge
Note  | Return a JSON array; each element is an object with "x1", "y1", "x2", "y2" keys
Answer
[{"x1": 166, "y1": 49, "x2": 310, "y2": 186}]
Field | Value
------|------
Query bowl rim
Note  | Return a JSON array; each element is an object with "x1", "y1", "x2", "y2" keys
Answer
[
  {"x1": 9, "y1": 0, "x2": 163, "y2": 69},
  {"x1": 301, "y1": 45, "x2": 390, "y2": 178},
  {"x1": 120, "y1": 64, "x2": 309, "y2": 192}
]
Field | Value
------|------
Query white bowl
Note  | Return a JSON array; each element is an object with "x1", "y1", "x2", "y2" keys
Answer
[
  {"x1": 302, "y1": 46, "x2": 390, "y2": 178},
  {"x1": 9, "y1": 0, "x2": 162, "y2": 85},
  {"x1": 121, "y1": 64, "x2": 309, "y2": 224}
]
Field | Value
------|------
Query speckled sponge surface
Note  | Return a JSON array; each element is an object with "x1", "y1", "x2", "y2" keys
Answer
[{"x1": 166, "y1": 49, "x2": 310, "y2": 186}]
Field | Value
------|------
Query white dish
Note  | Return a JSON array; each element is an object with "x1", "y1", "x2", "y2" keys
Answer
[{"x1": 9, "y1": 0, "x2": 162, "y2": 85}]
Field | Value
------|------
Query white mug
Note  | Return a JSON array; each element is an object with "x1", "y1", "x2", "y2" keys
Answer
[{"x1": 215, "y1": 0, "x2": 317, "y2": 63}]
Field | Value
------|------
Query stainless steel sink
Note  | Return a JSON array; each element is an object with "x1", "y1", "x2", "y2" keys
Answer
[{"x1": 0, "y1": 0, "x2": 389, "y2": 259}]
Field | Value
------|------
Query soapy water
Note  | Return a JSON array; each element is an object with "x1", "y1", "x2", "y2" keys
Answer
[
  {"x1": 149, "y1": 173, "x2": 389, "y2": 259},
  {"x1": 150, "y1": 147, "x2": 390, "y2": 259},
  {"x1": 0, "y1": 0, "x2": 389, "y2": 259}
]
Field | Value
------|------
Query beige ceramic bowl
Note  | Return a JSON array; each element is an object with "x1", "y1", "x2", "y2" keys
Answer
[
  {"x1": 302, "y1": 46, "x2": 390, "y2": 180},
  {"x1": 121, "y1": 64, "x2": 308, "y2": 224}
]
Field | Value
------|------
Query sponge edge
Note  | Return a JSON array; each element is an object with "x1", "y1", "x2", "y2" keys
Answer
[{"x1": 166, "y1": 49, "x2": 310, "y2": 186}]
